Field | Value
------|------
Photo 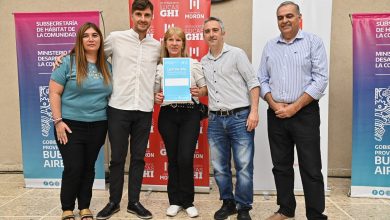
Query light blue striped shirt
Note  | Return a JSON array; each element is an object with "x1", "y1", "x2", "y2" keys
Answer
[{"x1": 257, "y1": 31, "x2": 328, "y2": 103}]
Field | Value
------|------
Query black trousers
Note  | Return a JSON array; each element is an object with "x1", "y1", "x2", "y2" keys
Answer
[
  {"x1": 267, "y1": 101, "x2": 327, "y2": 220},
  {"x1": 55, "y1": 119, "x2": 107, "y2": 211},
  {"x1": 107, "y1": 106, "x2": 152, "y2": 204},
  {"x1": 158, "y1": 105, "x2": 200, "y2": 208}
]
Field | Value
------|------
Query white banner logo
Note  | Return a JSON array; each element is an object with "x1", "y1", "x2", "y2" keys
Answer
[
  {"x1": 375, "y1": 87, "x2": 390, "y2": 141},
  {"x1": 164, "y1": 23, "x2": 175, "y2": 32},
  {"x1": 189, "y1": 47, "x2": 200, "y2": 57},
  {"x1": 189, "y1": 0, "x2": 200, "y2": 10},
  {"x1": 160, "y1": 10, "x2": 179, "y2": 17},
  {"x1": 39, "y1": 86, "x2": 51, "y2": 137}
]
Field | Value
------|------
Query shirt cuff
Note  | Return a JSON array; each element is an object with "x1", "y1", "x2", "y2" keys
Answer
[
  {"x1": 197, "y1": 78, "x2": 207, "y2": 88},
  {"x1": 305, "y1": 86, "x2": 324, "y2": 100},
  {"x1": 260, "y1": 85, "x2": 271, "y2": 99},
  {"x1": 247, "y1": 81, "x2": 260, "y2": 91}
]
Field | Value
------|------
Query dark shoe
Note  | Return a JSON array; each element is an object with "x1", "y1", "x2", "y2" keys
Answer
[
  {"x1": 237, "y1": 209, "x2": 252, "y2": 220},
  {"x1": 214, "y1": 199, "x2": 237, "y2": 220},
  {"x1": 127, "y1": 202, "x2": 153, "y2": 219},
  {"x1": 96, "y1": 202, "x2": 120, "y2": 220}
]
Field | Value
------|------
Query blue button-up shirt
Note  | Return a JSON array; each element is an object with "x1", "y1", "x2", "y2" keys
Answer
[{"x1": 257, "y1": 31, "x2": 328, "y2": 103}]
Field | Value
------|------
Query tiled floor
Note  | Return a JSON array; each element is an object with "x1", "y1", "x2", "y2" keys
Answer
[{"x1": 0, "y1": 174, "x2": 389, "y2": 219}]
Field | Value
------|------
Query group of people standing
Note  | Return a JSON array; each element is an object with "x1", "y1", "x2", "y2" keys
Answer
[{"x1": 49, "y1": 1, "x2": 328, "y2": 220}]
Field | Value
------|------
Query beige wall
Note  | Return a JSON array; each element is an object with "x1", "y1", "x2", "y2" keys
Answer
[
  {"x1": 210, "y1": 0, "x2": 252, "y2": 59},
  {"x1": 1, "y1": 0, "x2": 389, "y2": 176}
]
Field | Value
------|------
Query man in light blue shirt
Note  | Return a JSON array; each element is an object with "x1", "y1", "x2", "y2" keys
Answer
[{"x1": 258, "y1": 1, "x2": 328, "y2": 220}]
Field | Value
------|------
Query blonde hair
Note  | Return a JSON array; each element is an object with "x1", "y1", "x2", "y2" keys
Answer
[
  {"x1": 70, "y1": 22, "x2": 111, "y2": 86},
  {"x1": 160, "y1": 27, "x2": 188, "y2": 63}
]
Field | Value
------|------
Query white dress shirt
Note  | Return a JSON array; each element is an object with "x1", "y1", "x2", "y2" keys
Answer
[{"x1": 105, "y1": 29, "x2": 161, "y2": 112}]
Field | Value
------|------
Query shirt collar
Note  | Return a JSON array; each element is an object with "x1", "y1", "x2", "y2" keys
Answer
[
  {"x1": 206, "y1": 43, "x2": 232, "y2": 60},
  {"x1": 129, "y1": 28, "x2": 150, "y2": 42},
  {"x1": 277, "y1": 30, "x2": 304, "y2": 44}
]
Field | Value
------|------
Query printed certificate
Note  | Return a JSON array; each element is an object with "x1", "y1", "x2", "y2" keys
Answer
[{"x1": 163, "y1": 58, "x2": 192, "y2": 103}]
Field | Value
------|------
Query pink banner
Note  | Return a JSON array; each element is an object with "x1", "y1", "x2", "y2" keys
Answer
[
  {"x1": 14, "y1": 11, "x2": 105, "y2": 189},
  {"x1": 351, "y1": 13, "x2": 390, "y2": 198},
  {"x1": 129, "y1": 0, "x2": 210, "y2": 189}
]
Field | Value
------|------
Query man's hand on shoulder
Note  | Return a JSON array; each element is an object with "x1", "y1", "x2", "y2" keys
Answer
[{"x1": 52, "y1": 53, "x2": 66, "y2": 71}]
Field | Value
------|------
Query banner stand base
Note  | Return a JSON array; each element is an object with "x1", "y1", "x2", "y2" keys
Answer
[
  {"x1": 350, "y1": 186, "x2": 390, "y2": 199},
  {"x1": 141, "y1": 184, "x2": 210, "y2": 193},
  {"x1": 254, "y1": 189, "x2": 330, "y2": 196},
  {"x1": 24, "y1": 178, "x2": 105, "y2": 190}
]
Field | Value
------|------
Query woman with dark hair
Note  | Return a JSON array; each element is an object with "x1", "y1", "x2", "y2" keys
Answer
[
  {"x1": 154, "y1": 27, "x2": 207, "y2": 218},
  {"x1": 49, "y1": 22, "x2": 112, "y2": 220}
]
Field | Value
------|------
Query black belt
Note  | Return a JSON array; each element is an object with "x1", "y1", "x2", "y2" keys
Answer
[{"x1": 210, "y1": 106, "x2": 249, "y2": 116}]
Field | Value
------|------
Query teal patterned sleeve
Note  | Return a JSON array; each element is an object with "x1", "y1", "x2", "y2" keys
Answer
[{"x1": 50, "y1": 55, "x2": 70, "y2": 86}]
